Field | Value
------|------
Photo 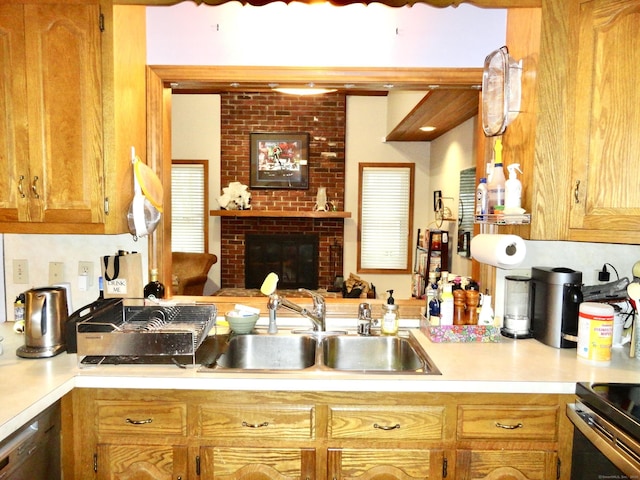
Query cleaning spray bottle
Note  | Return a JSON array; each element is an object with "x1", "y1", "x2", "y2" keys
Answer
[
  {"x1": 505, "y1": 164, "x2": 523, "y2": 210},
  {"x1": 381, "y1": 289, "x2": 399, "y2": 335},
  {"x1": 487, "y1": 138, "x2": 506, "y2": 215}
]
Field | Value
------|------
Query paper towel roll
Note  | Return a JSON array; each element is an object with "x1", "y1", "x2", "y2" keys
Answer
[{"x1": 470, "y1": 234, "x2": 526, "y2": 269}]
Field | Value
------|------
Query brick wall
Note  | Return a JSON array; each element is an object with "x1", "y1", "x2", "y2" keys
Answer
[{"x1": 219, "y1": 91, "x2": 346, "y2": 289}]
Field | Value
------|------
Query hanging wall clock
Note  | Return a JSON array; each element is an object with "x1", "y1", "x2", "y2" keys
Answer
[{"x1": 481, "y1": 46, "x2": 523, "y2": 137}]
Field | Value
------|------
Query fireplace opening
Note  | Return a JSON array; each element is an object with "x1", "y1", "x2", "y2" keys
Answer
[{"x1": 245, "y1": 234, "x2": 319, "y2": 289}]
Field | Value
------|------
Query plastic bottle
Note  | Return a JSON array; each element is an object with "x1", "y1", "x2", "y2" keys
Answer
[
  {"x1": 487, "y1": 138, "x2": 506, "y2": 215},
  {"x1": 505, "y1": 163, "x2": 523, "y2": 209},
  {"x1": 144, "y1": 268, "x2": 166, "y2": 299},
  {"x1": 475, "y1": 177, "x2": 488, "y2": 219},
  {"x1": 381, "y1": 290, "x2": 399, "y2": 335},
  {"x1": 439, "y1": 284, "x2": 454, "y2": 326}
]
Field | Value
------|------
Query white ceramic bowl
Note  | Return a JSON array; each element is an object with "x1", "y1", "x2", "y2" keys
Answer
[{"x1": 225, "y1": 312, "x2": 259, "y2": 334}]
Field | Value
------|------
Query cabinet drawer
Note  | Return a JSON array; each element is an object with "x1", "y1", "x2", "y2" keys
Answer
[
  {"x1": 197, "y1": 404, "x2": 315, "y2": 440},
  {"x1": 329, "y1": 405, "x2": 445, "y2": 441},
  {"x1": 96, "y1": 400, "x2": 187, "y2": 436},
  {"x1": 457, "y1": 405, "x2": 558, "y2": 441}
]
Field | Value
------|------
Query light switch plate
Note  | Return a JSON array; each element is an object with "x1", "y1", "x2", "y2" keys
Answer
[
  {"x1": 49, "y1": 262, "x2": 64, "y2": 284},
  {"x1": 13, "y1": 259, "x2": 28, "y2": 284}
]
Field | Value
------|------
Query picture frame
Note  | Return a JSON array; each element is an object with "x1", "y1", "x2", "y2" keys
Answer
[{"x1": 250, "y1": 132, "x2": 309, "y2": 189}]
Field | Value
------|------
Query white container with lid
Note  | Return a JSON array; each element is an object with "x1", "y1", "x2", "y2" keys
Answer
[{"x1": 577, "y1": 302, "x2": 614, "y2": 365}]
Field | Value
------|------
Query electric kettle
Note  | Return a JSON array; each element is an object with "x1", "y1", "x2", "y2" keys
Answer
[{"x1": 16, "y1": 287, "x2": 68, "y2": 358}]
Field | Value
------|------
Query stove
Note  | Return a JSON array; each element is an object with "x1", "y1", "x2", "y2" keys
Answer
[
  {"x1": 568, "y1": 382, "x2": 640, "y2": 479},
  {"x1": 575, "y1": 382, "x2": 640, "y2": 440}
]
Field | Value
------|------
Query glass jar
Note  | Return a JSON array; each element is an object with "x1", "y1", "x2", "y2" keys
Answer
[{"x1": 381, "y1": 303, "x2": 399, "y2": 335}]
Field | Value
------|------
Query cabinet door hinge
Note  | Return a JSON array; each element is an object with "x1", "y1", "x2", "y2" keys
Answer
[
  {"x1": 442, "y1": 457, "x2": 448, "y2": 478},
  {"x1": 557, "y1": 458, "x2": 561, "y2": 480},
  {"x1": 99, "y1": 12, "x2": 105, "y2": 32},
  {"x1": 93, "y1": 452, "x2": 98, "y2": 472},
  {"x1": 196, "y1": 455, "x2": 201, "y2": 475},
  {"x1": 104, "y1": 197, "x2": 109, "y2": 215}
]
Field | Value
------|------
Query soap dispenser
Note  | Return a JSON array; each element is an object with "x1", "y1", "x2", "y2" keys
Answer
[
  {"x1": 381, "y1": 290, "x2": 399, "y2": 335},
  {"x1": 505, "y1": 163, "x2": 523, "y2": 209}
]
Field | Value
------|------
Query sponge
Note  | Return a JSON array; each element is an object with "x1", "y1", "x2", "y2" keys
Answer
[{"x1": 260, "y1": 272, "x2": 279, "y2": 296}]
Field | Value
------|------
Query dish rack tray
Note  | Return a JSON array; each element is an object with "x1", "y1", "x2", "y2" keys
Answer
[{"x1": 76, "y1": 298, "x2": 217, "y2": 367}]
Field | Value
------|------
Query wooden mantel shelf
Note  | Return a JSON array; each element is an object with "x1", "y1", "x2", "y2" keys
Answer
[{"x1": 210, "y1": 210, "x2": 351, "y2": 219}]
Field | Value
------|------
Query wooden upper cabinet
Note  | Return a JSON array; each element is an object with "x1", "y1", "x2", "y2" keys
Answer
[
  {"x1": 567, "y1": 0, "x2": 640, "y2": 243},
  {"x1": 0, "y1": 4, "x2": 28, "y2": 224},
  {"x1": 533, "y1": 0, "x2": 640, "y2": 244},
  {"x1": 0, "y1": 2, "x2": 146, "y2": 234},
  {"x1": 25, "y1": 3, "x2": 104, "y2": 227}
]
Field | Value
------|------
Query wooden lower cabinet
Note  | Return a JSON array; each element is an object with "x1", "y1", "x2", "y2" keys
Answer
[
  {"x1": 64, "y1": 389, "x2": 574, "y2": 480},
  {"x1": 97, "y1": 444, "x2": 188, "y2": 480}
]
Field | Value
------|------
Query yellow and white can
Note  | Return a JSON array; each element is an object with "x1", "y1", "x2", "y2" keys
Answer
[{"x1": 577, "y1": 302, "x2": 614, "y2": 365}]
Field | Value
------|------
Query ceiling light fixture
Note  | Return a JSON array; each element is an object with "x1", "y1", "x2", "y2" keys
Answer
[{"x1": 420, "y1": 126, "x2": 437, "y2": 132}]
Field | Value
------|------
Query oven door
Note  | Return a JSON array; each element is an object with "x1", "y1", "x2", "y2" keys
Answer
[{"x1": 567, "y1": 402, "x2": 640, "y2": 479}]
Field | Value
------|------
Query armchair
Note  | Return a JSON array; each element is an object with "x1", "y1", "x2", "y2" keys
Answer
[{"x1": 171, "y1": 252, "x2": 217, "y2": 296}]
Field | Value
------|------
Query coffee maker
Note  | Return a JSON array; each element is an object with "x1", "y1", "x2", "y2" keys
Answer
[
  {"x1": 16, "y1": 286, "x2": 68, "y2": 358},
  {"x1": 530, "y1": 267, "x2": 583, "y2": 348}
]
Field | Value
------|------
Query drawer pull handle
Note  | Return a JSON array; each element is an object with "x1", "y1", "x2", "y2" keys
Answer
[
  {"x1": 495, "y1": 422, "x2": 523, "y2": 430},
  {"x1": 31, "y1": 176, "x2": 40, "y2": 198},
  {"x1": 242, "y1": 421, "x2": 269, "y2": 428},
  {"x1": 574, "y1": 180, "x2": 580, "y2": 203},
  {"x1": 373, "y1": 423, "x2": 400, "y2": 431},
  {"x1": 126, "y1": 417, "x2": 153, "y2": 425},
  {"x1": 18, "y1": 175, "x2": 26, "y2": 198}
]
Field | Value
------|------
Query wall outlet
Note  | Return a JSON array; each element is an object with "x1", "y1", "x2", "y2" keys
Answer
[
  {"x1": 13, "y1": 259, "x2": 29, "y2": 284},
  {"x1": 78, "y1": 261, "x2": 94, "y2": 286},
  {"x1": 49, "y1": 262, "x2": 65, "y2": 284}
]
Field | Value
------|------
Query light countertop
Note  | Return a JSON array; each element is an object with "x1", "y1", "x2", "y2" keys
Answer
[{"x1": 1, "y1": 319, "x2": 639, "y2": 442}]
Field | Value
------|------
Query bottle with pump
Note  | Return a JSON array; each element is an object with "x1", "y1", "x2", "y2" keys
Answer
[
  {"x1": 504, "y1": 163, "x2": 523, "y2": 209},
  {"x1": 144, "y1": 268, "x2": 165, "y2": 299},
  {"x1": 381, "y1": 289, "x2": 399, "y2": 335},
  {"x1": 475, "y1": 177, "x2": 488, "y2": 219},
  {"x1": 487, "y1": 138, "x2": 506, "y2": 215}
]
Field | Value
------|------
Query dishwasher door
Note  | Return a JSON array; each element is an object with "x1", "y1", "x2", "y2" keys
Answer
[{"x1": 0, "y1": 402, "x2": 60, "y2": 480}]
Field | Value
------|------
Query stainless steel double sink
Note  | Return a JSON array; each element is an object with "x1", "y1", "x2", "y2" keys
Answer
[{"x1": 198, "y1": 331, "x2": 440, "y2": 375}]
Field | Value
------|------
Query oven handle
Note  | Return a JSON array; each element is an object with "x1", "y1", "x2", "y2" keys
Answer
[{"x1": 567, "y1": 402, "x2": 640, "y2": 478}]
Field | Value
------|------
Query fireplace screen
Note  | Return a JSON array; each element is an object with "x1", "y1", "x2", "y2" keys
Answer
[{"x1": 245, "y1": 234, "x2": 319, "y2": 289}]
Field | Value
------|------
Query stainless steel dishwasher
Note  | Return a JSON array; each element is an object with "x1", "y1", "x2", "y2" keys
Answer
[{"x1": 0, "y1": 401, "x2": 60, "y2": 480}]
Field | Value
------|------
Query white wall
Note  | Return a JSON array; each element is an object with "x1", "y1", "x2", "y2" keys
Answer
[
  {"x1": 428, "y1": 116, "x2": 477, "y2": 278},
  {"x1": 2, "y1": 234, "x2": 146, "y2": 322},
  {"x1": 171, "y1": 94, "x2": 221, "y2": 294},
  {"x1": 344, "y1": 96, "x2": 430, "y2": 297},
  {"x1": 146, "y1": 3, "x2": 506, "y2": 68}
]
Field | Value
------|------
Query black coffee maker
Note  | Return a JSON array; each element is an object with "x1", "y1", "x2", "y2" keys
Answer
[{"x1": 530, "y1": 267, "x2": 583, "y2": 348}]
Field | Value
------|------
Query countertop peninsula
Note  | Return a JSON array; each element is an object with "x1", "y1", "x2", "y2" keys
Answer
[{"x1": 1, "y1": 313, "x2": 639, "y2": 443}]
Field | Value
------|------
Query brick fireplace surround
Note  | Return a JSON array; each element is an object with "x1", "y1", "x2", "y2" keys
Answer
[{"x1": 218, "y1": 91, "x2": 347, "y2": 289}]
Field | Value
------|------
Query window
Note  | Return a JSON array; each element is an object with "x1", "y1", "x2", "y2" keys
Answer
[
  {"x1": 358, "y1": 163, "x2": 414, "y2": 273},
  {"x1": 171, "y1": 160, "x2": 208, "y2": 253}
]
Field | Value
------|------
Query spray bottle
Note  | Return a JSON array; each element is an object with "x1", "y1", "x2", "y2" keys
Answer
[
  {"x1": 487, "y1": 138, "x2": 506, "y2": 215},
  {"x1": 505, "y1": 164, "x2": 523, "y2": 209}
]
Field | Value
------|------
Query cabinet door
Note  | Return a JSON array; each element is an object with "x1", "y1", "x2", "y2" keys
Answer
[
  {"x1": 568, "y1": 0, "x2": 640, "y2": 242},
  {"x1": 199, "y1": 446, "x2": 315, "y2": 480},
  {"x1": 0, "y1": 5, "x2": 29, "y2": 223},
  {"x1": 24, "y1": 3, "x2": 104, "y2": 225},
  {"x1": 328, "y1": 448, "x2": 443, "y2": 480},
  {"x1": 97, "y1": 444, "x2": 188, "y2": 480},
  {"x1": 456, "y1": 449, "x2": 557, "y2": 480}
]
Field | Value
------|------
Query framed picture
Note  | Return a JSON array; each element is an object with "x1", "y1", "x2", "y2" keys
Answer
[{"x1": 250, "y1": 132, "x2": 309, "y2": 189}]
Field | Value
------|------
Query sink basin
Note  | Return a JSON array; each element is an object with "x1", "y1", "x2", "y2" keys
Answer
[
  {"x1": 215, "y1": 334, "x2": 317, "y2": 370},
  {"x1": 322, "y1": 335, "x2": 438, "y2": 373}
]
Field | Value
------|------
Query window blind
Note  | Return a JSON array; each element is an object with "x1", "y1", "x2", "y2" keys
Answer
[
  {"x1": 171, "y1": 163, "x2": 206, "y2": 253},
  {"x1": 359, "y1": 165, "x2": 413, "y2": 271}
]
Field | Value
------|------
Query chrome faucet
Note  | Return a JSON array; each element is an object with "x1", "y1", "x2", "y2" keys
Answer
[
  {"x1": 266, "y1": 288, "x2": 326, "y2": 331},
  {"x1": 357, "y1": 302, "x2": 376, "y2": 335}
]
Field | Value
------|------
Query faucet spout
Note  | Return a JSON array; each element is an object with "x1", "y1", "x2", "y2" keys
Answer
[{"x1": 266, "y1": 289, "x2": 326, "y2": 331}]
